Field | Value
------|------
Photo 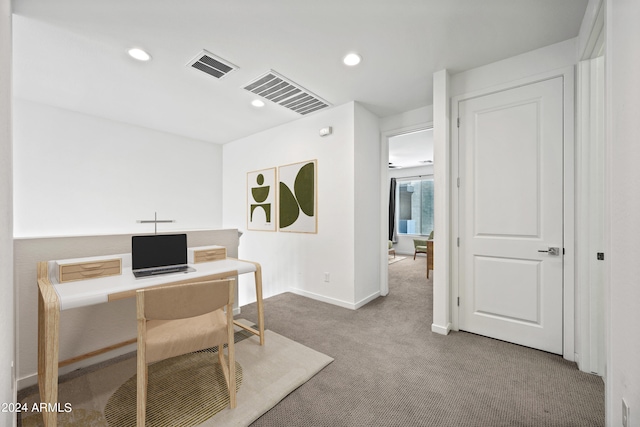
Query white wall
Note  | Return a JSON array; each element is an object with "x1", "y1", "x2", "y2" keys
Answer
[
  {"x1": 575, "y1": 56, "x2": 605, "y2": 376},
  {"x1": 432, "y1": 69, "x2": 451, "y2": 335},
  {"x1": 450, "y1": 38, "x2": 577, "y2": 97},
  {"x1": 223, "y1": 102, "x2": 381, "y2": 309},
  {"x1": 354, "y1": 103, "x2": 381, "y2": 304},
  {"x1": 606, "y1": 1, "x2": 640, "y2": 425},
  {"x1": 1, "y1": 0, "x2": 15, "y2": 424},
  {"x1": 13, "y1": 99, "x2": 223, "y2": 237},
  {"x1": 381, "y1": 105, "x2": 433, "y2": 134}
]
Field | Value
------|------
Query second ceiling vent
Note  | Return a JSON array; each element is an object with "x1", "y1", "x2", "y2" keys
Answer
[
  {"x1": 188, "y1": 50, "x2": 237, "y2": 79},
  {"x1": 244, "y1": 70, "x2": 331, "y2": 115}
]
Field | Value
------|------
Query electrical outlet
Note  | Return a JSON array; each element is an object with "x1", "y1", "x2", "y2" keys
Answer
[
  {"x1": 324, "y1": 272, "x2": 330, "y2": 282},
  {"x1": 622, "y1": 398, "x2": 630, "y2": 427}
]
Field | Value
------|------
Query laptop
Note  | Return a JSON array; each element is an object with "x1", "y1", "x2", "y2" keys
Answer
[{"x1": 132, "y1": 234, "x2": 195, "y2": 278}]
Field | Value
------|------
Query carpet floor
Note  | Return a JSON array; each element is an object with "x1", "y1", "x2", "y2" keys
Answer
[
  {"x1": 388, "y1": 255, "x2": 406, "y2": 265},
  {"x1": 239, "y1": 257, "x2": 605, "y2": 427}
]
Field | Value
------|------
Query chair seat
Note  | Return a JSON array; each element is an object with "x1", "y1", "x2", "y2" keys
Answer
[
  {"x1": 145, "y1": 309, "x2": 228, "y2": 364},
  {"x1": 415, "y1": 246, "x2": 427, "y2": 251}
]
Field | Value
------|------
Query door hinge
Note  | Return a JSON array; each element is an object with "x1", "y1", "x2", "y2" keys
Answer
[
  {"x1": 457, "y1": 117, "x2": 460, "y2": 128},
  {"x1": 457, "y1": 177, "x2": 460, "y2": 188},
  {"x1": 457, "y1": 237, "x2": 460, "y2": 247},
  {"x1": 457, "y1": 297, "x2": 460, "y2": 306}
]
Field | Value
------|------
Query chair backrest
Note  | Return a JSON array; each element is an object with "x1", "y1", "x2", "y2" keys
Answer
[{"x1": 137, "y1": 278, "x2": 235, "y2": 321}]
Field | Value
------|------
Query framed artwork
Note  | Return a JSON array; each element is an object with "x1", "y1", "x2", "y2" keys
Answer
[
  {"x1": 278, "y1": 159, "x2": 317, "y2": 233},
  {"x1": 247, "y1": 168, "x2": 277, "y2": 231}
]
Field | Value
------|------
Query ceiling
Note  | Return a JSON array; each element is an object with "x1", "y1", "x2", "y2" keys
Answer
[{"x1": 12, "y1": 0, "x2": 588, "y2": 145}]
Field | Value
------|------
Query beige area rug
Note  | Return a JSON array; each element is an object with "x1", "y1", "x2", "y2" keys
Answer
[
  {"x1": 19, "y1": 322, "x2": 333, "y2": 427},
  {"x1": 388, "y1": 255, "x2": 406, "y2": 265}
]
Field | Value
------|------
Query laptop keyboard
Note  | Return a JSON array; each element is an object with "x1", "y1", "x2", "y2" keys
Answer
[{"x1": 134, "y1": 265, "x2": 189, "y2": 278}]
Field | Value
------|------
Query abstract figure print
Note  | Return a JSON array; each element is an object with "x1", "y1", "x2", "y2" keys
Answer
[{"x1": 247, "y1": 168, "x2": 277, "y2": 231}]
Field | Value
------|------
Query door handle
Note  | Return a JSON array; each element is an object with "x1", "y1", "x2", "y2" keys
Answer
[{"x1": 538, "y1": 247, "x2": 560, "y2": 256}]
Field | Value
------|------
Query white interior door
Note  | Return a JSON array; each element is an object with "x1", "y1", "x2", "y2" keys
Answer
[{"x1": 458, "y1": 77, "x2": 564, "y2": 355}]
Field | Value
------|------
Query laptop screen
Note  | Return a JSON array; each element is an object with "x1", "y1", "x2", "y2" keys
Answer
[{"x1": 132, "y1": 234, "x2": 188, "y2": 270}]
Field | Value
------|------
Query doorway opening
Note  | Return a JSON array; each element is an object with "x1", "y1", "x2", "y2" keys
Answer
[{"x1": 386, "y1": 128, "x2": 434, "y2": 279}]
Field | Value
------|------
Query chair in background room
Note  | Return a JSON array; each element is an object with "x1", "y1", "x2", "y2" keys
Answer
[
  {"x1": 413, "y1": 239, "x2": 427, "y2": 260},
  {"x1": 136, "y1": 278, "x2": 237, "y2": 427},
  {"x1": 388, "y1": 240, "x2": 396, "y2": 258}
]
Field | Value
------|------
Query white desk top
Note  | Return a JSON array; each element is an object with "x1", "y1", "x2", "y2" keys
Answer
[{"x1": 48, "y1": 256, "x2": 257, "y2": 310}]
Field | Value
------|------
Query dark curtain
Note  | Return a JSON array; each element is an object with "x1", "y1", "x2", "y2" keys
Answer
[{"x1": 388, "y1": 178, "x2": 397, "y2": 241}]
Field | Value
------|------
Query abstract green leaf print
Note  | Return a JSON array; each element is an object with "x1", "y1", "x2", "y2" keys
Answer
[
  {"x1": 294, "y1": 162, "x2": 315, "y2": 216},
  {"x1": 279, "y1": 181, "x2": 299, "y2": 228}
]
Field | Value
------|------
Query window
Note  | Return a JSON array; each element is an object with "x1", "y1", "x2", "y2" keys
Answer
[{"x1": 397, "y1": 177, "x2": 434, "y2": 235}]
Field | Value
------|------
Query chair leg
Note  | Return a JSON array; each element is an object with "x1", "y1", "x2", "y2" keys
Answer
[
  {"x1": 414, "y1": 251, "x2": 417, "y2": 260},
  {"x1": 225, "y1": 300, "x2": 237, "y2": 409},
  {"x1": 228, "y1": 344, "x2": 236, "y2": 409},
  {"x1": 218, "y1": 348, "x2": 229, "y2": 387},
  {"x1": 137, "y1": 362, "x2": 147, "y2": 427},
  {"x1": 217, "y1": 344, "x2": 236, "y2": 408}
]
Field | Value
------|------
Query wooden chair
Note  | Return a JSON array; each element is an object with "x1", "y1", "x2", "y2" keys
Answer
[{"x1": 136, "y1": 279, "x2": 236, "y2": 427}]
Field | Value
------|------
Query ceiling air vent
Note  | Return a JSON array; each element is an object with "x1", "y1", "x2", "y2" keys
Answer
[
  {"x1": 244, "y1": 70, "x2": 331, "y2": 115},
  {"x1": 187, "y1": 50, "x2": 237, "y2": 79}
]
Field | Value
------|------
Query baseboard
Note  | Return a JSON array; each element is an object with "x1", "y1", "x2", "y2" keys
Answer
[
  {"x1": 431, "y1": 322, "x2": 451, "y2": 335},
  {"x1": 288, "y1": 288, "x2": 380, "y2": 310},
  {"x1": 354, "y1": 291, "x2": 381, "y2": 309}
]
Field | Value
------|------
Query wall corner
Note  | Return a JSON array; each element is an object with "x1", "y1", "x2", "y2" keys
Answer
[{"x1": 432, "y1": 69, "x2": 452, "y2": 334}]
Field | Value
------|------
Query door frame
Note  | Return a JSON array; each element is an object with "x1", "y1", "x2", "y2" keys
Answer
[
  {"x1": 575, "y1": 56, "x2": 605, "y2": 375},
  {"x1": 450, "y1": 66, "x2": 575, "y2": 361},
  {"x1": 379, "y1": 122, "x2": 433, "y2": 297}
]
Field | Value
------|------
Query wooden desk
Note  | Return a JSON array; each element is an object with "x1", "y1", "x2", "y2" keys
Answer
[
  {"x1": 37, "y1": 255, "x2": 264, "y2": 427},
  {"x1": 426, "y1": 240, "x2": 433, "y2": 279}
]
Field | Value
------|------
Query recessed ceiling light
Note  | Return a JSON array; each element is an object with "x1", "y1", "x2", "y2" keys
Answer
[
  {"x1": 251, "y1": 99, "x2": 265, "y2": 108},
  {"x1": 343, "y1": 53, "x2": 362, "y2": 66},
  {"x1": 128, "y1": 48, "x2": 151, "y2": 61}
]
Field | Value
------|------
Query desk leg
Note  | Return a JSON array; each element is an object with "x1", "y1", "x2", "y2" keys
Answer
[
  {"x1": 254, "y1": 265, "x2": 265, "y2": 346},
  {"x1": 38, "y1": 275, "x2": 60, "y2": 427},
  {"x1": 232, "y1": 262, "x2": 265, "y2": 345}
]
